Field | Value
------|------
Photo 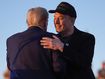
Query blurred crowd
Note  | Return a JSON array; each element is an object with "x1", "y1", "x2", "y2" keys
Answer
[
  {"x1": 96, "y1": 61, "x2": 105, "y2": 79},
  {"x1": 3, "y1": 68, "x2": 10, "y2": 79}
]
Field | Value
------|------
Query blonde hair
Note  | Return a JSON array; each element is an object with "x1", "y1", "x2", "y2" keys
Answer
[{"x1": 26, "y1": 7, "x2": 48, "y2": 27}]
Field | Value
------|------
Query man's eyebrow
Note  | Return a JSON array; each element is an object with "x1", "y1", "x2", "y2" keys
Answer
[{"x1": 54, "y1": 15, "x2": 64, "y2": 18}]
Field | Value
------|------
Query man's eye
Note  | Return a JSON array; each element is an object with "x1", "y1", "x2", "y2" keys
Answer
[{"x1": 59, "y1": 17, "x2": 64, "y2": 20}]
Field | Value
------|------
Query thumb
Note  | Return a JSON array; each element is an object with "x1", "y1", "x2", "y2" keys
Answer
[{"x1": 52, "y1": 35, "x2": 59, "y2": 39}]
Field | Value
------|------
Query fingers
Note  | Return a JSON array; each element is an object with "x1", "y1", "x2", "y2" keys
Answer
[
  {"x1": 41, "y1": 37, "x2": 52, "y2": 42},
  {"x1": 41, "y1": 44, "x2": 54, "y2": 49},
  {"x1": 40, "y1": 36, "x2": 60, "y2": 50},
  {"x1": 40, "y1": 37, "x2": 53, "y2": 49},
  {"x1": 40, "y1": 37, "x2": 52, "y2": 44}
]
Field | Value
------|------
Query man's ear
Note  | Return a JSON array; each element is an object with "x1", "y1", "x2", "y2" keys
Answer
[{"x1": 71, "y1": 18, "x2": 75, "y2": 25}]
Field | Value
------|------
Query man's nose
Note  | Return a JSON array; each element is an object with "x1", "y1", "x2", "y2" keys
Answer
[{"x1": 55, "y1": 18, "x2": 60, "y2": 24}]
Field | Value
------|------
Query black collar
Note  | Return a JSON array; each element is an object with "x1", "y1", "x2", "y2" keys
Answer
[{"x1": 57, "y1": 26, "x2": 79, "y2": 38}]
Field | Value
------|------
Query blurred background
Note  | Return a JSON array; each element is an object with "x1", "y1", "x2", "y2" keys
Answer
[{"x1": 0, "y1": 0, "x2": 105, "y2": 79}]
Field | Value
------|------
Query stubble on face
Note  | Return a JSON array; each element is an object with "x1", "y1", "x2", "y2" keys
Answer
[
  {"x1": 54, "y1": 12, "x2": 75, "y2": 37},
  {"x1": 54, "y1": 12, "x2": 65, "y2": 33}
]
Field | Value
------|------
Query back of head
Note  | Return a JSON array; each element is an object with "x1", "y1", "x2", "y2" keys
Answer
[{"x1": 26, "y1": 7, "x2": 48, "y2": 30}]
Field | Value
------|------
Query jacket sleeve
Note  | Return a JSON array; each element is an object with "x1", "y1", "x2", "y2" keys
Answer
[{"x1": 61, "y1": 34, "x2": 95, "y2": 69}]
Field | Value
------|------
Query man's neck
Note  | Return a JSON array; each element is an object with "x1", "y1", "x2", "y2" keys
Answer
[
  {"x1": 28, "y1": 25, "x2": 46, "y2": 31},
  {"x1": 61, "y1": 26, "x2": 74, "y2": 37}
]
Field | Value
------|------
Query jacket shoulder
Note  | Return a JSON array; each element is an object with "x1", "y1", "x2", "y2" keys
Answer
[
  {"x1": 7, "y1": 32, "x2": 22, "y2": 42},
  {"x1": 78, "y1": 30, "x2": 95, "y2": 41},
  {"x1": 43, "y1": 32, "x2": 55, "y2": 38}
]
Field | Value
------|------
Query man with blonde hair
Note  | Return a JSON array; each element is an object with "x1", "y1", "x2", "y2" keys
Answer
[
  {"x1": 6, "y1": 7, "x2": 56, "y2": 79},
  {"x1": 26, "y1": 7, "x2": 48, "y2": 31}
]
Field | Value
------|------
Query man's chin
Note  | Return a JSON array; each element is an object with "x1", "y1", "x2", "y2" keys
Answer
[
  {"x1": 56, "y1": 30, "x2": 60, "y2": 33},
  {"x1": 56, "y1": 30, "x2": 62, "y2": 34}
]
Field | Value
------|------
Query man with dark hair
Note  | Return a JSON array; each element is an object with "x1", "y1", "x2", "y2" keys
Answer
[{"x1": 41, "y1": 2, "x2": 95, "y2": 79}]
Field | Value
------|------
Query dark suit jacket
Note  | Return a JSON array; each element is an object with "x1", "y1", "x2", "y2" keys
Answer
[
  {"x1": 6, "y1": 26, "x2": 56, "y2": 79},
  {"x1": 56, "y1": 27, "x2": 95, "y2": 79}
]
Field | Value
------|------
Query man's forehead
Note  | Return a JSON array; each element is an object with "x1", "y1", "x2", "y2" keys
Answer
[
  {"x1": 54, "y1": 12, "x2": 65, "y2": 17},
  {"x1": 54, "y1": 12, "x2": 71, "y2": 19}
]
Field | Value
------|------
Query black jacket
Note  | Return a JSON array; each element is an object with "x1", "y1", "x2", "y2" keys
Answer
[
  {"x1": 6, "y1": 26, "x2": 56, "y2": 79},
  {"x1": 56, "y1": 27, "x2": 95, "y2": 79}
]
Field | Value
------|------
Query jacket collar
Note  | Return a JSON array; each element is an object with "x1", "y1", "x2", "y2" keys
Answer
[{"x1": 57, "y1": 26, "x2": 79, "y2": 38}]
